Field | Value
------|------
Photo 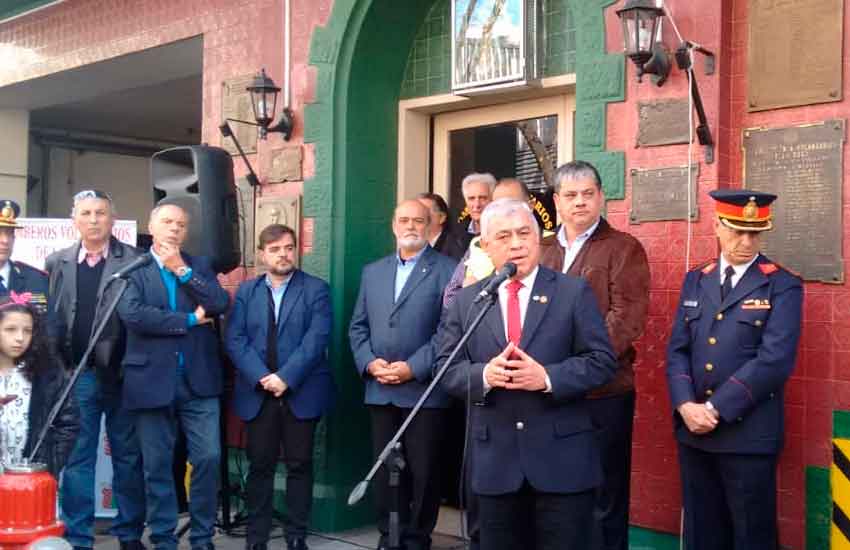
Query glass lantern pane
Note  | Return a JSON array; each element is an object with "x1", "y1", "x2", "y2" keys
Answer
[
  {"x1": 255, "y1": 91, "x2": 274, "y2": 123},
  {"x1": 620, "y1": 13, "x2": 638, "y2": 53},
  {"x1": 637, "y1": 10, "x2": 658, "y2": 51},
  {"x1": 250, "y1": 91, "x2": 262, "y2": 121}
]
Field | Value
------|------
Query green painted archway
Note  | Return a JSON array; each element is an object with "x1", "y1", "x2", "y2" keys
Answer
[{"x1": 302, "y1": 0, "x2": 625, "y2": 530}]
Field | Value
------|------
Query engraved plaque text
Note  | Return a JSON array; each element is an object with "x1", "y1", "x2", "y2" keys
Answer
[{"x1": 743, "y1": 119, "x2": 845, "y2": 282}]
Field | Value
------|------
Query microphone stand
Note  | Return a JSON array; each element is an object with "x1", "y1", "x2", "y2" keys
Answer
[
  {"x1": 28, "y1": 276, "x2": 129, "y2": 461},
  {"x1": 347, "y1": 290, "x2": 498, "y2": 550}
]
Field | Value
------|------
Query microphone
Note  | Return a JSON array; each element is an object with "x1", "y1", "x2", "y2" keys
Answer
[
  {"x1": 472, "y1": 262, "x2": 517, "y2": 304},
  {"x1": 110, "y1": 253, "x2": 152, "y2": 279}
]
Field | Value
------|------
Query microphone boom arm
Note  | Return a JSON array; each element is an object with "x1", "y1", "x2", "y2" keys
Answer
[
  {"x1": 347, "y1": 291, "x2": 498, "y2": 506},
  {"x1": 27, "y1": 276, "x2": 129, "y2": 461}
]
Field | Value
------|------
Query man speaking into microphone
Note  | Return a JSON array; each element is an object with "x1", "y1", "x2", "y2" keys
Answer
[{"x1": 437, "y1": 199, "x2": 617, "y2": 550}]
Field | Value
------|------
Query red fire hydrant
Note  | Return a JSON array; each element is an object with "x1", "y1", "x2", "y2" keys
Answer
[{"x1": 0, "y1": 462, "x2": 64, "y2": 549}]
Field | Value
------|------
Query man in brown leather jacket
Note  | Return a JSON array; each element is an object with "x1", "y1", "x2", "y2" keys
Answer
[{"x1": 540, "y1": 161, "x2": 650, "y2": 550}]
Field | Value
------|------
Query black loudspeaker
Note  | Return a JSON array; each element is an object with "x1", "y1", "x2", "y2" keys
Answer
[{"x1": 151, "y1": 146, "x2": 241, "y2": 274}]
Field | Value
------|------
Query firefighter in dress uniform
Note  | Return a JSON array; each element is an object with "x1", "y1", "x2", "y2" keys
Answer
[
  {"x1": 0, "y1": 200, "x2": 48, "y2": 312},
  {"x1": 666, "y1": 189, "x2": 803, "y2": 550}
]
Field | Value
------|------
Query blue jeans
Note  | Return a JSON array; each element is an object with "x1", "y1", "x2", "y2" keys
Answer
[
  {"x1": 61, "y1": 369, "x2": 146, "y2": 548},
  {"x1": 134, "y1": 373, "x2": 221, "y2": 549}
]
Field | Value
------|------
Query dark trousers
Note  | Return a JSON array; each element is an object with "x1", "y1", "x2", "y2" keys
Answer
[
  {"x1": 245, "y1": 396, "x2": 318, "y2": 543},
  {"x1": 369, "y1": 405, "x2": 447, "y2": 550},
  {"x1": 478, "y1": 482, "x2": 595, "y2": 550},
  {"x1": 134, "y1": 375, "x2": 220, "y2": 550},
  {"x1": 678, "y1": 443, "x2": 778, "y2": 550},
  {"x1": 587, "y1": 392, "x2": 635, "y2": 550},
  {"x1": 463, "y1": 446, "x2": 480, "y2": 550}
]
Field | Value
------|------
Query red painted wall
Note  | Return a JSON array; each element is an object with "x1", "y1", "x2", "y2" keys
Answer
[{"x1": 606, "y1": 1, "x2": 850, "y2": 547}]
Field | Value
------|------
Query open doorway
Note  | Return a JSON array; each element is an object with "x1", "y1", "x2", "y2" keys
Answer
[{"x1": 0, "y1": 36, "x2": 203, "y2": 244}]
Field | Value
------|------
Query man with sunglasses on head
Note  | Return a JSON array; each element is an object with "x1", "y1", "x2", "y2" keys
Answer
[{"x1": 46, "y1": 190, "x2": 147, "y2": 550}]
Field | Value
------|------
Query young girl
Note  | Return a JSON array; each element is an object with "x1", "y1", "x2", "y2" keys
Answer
[{"x1": 0, "y1": 292, "x2": 78, "y2": 476}]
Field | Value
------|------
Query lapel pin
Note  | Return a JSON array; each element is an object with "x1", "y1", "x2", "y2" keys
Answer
[
  {"x1": 539, "y1": 295, "x2": 548, "y2": 304},
  {"x1": 422, "y1": 267, "x2": 428, "y2": 273},
  {"x1": 532, "y1": 295, "x2": 540, "y2": 301}
]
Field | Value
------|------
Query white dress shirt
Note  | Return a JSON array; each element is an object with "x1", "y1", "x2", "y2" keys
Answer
[
  {"x1": 719, "y1": 253, "x2": 760, "y2": 289},
  {"x1": 557, "y1": 218, "x2": 600, "y2": 273},
  {"x1": 0, "y1": 261, "x2": 10, "y2": 289}
]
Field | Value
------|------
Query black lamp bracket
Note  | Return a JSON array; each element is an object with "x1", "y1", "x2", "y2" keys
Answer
[
  {"x1": 219, "y1": 119, "x2": 261, "y2": 187},
  {"x1": 674, "y1": 42, "x2": 716, "y2": 165},
  {"x1": 265, "y1": 107, "x2": 294, "y2": 141},
  {"x1": 675, "y1": 41, "x2": 715, "y2": 75}
]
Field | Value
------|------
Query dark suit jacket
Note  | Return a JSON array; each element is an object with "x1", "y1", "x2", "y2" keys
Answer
[
  {"x1": 449, "y1": 221, "x2": 475, "y2": 256},
  {"x1": 3, "y1": 260, "x2": 49, "y2": 312},
  {"x1": 666, "y1": 255, "x2": 803, "y2": 454},
  {"x1": 438, "y1": 266, "x2": 617, "y2": 495},
  {"x1": 117, "y1": 253, "x2": 230, "y2": 410},
  {"x1": 432, "y1": 227, "x2": 466, "y2": 261},
  {"x1": 349, "y1": 245, "x2": 457, "y2": 409},
  {"x1": 225, "y1": 270, "x2": 335, "y2": 422},
  {"x1": 46, "y1": 237, "x2": 143, "y2": 383}
]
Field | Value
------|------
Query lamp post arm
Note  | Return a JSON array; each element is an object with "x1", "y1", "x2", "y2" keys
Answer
[{"x1": 219, "y1": 120, "x2": 261, "y2": 187}]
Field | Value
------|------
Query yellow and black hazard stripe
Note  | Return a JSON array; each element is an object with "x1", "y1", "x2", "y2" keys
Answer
[{"x1": 832, "y1": 439, "x2": 850, "y2": 548}]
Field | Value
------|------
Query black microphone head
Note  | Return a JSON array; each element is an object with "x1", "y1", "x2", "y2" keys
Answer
[{"x1": 503, "y1": 262, "x2": 517, "y2": 277}]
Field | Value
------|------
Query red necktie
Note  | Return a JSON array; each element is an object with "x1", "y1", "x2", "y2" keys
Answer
[{"x1": 506, "y1": 279, "x2": 523, "y2": 346}]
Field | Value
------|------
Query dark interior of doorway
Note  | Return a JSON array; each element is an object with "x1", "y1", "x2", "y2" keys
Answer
[{"x1": 445, "y1": 114, "x2": 558, "y2": 231}]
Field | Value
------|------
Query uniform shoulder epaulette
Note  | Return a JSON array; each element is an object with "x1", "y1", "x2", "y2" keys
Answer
[
  {"x1": 13, "y1": 261, "x2": 47, "y2": 276},
  {"x1": 760, "y1": 260, "x2": 801, "y2": 279},
  {"x1": 758, "y1": 263, "x2": 778, "y2": 276},
  {"x1": 695, "y1": 261, "x2": 717, "y2": 274}
]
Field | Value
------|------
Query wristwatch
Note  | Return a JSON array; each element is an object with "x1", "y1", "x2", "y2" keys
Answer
[{"x1": 175, "y1": 266, "x2": 190, "y2": 278}]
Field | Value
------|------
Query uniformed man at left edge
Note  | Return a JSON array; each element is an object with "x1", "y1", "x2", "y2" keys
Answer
[
  {"x1": 0, "y1": 199, "x2": 48, "y2": 312},
  {"x1": 666, "y1": 189, "x2": 803, "y2": 550}
]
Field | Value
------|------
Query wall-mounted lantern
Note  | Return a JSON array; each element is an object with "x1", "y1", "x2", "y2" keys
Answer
[
  {"x1": 616, "y1": 0, "x2": 716, "y2": 163},
  {"x1": 616, "y1": 0, "x2": 670, "y2": 85},
  {"x1": 219, "y1": 68, "x2": 295, "y2": 186}
]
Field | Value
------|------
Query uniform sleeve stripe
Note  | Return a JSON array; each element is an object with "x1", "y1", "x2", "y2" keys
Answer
[{"x1": 730, "y1": 376, "x2": 754, "y2": 403}]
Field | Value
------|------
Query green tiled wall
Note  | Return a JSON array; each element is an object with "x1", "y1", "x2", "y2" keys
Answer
[
  {"x1": 544, "y1": 0, "x2": 576, "y2": 77},
  {"x1": 400, "y1": 0, "x2": 451, "y2": 98},
  {"x1": 400, "y1": 0, "x2": 576, "y2": 99}
]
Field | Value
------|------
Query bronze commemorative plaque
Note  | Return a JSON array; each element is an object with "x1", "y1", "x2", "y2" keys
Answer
[
  {"x1": 221, "y1": 75, "x2": 258, "y2": 156},
  {"x1": 743, "y1": 119, "x2": 845, "y2": 282},
  {"x1": 630, "y1": 166, "x2": 699, "y2": 224},
  {"x1": 636, "y1": 99, "x2": 691, "y2": 147},
  {"x1": 748, "y1": 0, "x2": 843, "y2": 112}
]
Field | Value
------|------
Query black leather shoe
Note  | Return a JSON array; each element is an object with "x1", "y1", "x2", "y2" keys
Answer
[
  {"x1": 286, "y1": 537, "x2": 309, "y2": 550},
  {"x1": 246, "y1": 544, "x2": 268, "y2": 550},
  {"x1": 120, "y1": 542, "x2": 147, "y2": 550}
]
